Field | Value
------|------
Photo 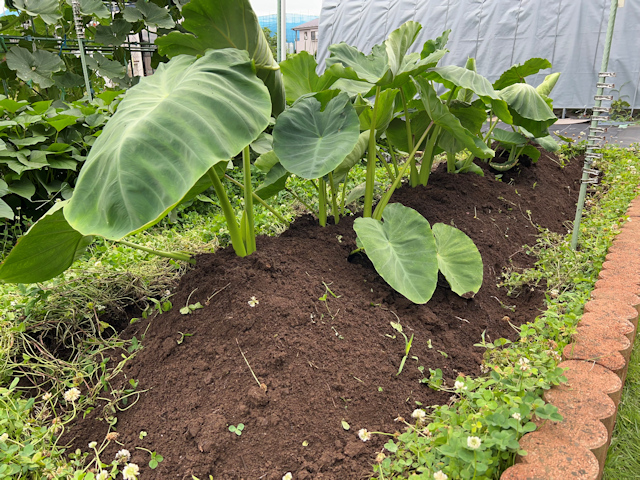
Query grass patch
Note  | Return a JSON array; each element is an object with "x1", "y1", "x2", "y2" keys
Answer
[{"x1": 604, "y1": 334, "x2": 640, "y2": 479}]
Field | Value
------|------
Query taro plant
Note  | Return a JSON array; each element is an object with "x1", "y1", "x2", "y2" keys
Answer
[
  {"x1": 476, "y1": 59, "x2": 560, "y2": 172},
  {"x1": 353, "y1": 203, "x2": 483, "y2": 304},
  {"x1": 0, "y1": 47, "x2": 273, "y2": 283}
]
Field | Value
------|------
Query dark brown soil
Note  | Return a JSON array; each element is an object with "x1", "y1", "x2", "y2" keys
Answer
[{"x1": 64, "y1": 152, "x2": 583, "y2": 479}]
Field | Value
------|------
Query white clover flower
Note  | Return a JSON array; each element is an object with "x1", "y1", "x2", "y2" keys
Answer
[
  {"x1": 115, "y1": 449, "x2": 131, "y2": 463},
  {"x1": 122, "y1": 463, "x2": 140, "y2": 480},
  {"x1": 248, "y1": 296, "x2": 259, "y2": 307},
  {"x1": 512, "y1": 413, "x2": 522, "y2": 421},
  {"x1": 549, "y1": 289, "x2": 559, "y2": 299},
  {"x1": 88, "y1": 441, "x2": 97, "y2": 449},
  {"x1": 282, "y1": 473, "x2": 293, "y2": 480},
  {"x1": 454, "y1": 380, "x2": 466, "y2": 390},
  {"x1": 63, "y1": 387, "x2": 81, "y2": 403},
  {"x1": 96, "y1": 471, "x2": 109, "y2": 480},
  {"x1": 467, "y1": 436, "x2": 482, "y2": 450},
  {"x1": 411, "y1": 409, "x2": 426, "y2": 421},
  {"x1": 0, "y1": 433, "x2": 8, "y2": 442},
  {"x1": 434, "y1": 471, "x2": 448, "y2": 480},
  {"x1": 42, "y1": 392, "x2": 52, "y2": 401},
  {"x1": 517, "y1": 357, "x2": 530, "y2": 371},
  {"x1": 358, "y1": 428, "x2": 372, "y2": 442}
]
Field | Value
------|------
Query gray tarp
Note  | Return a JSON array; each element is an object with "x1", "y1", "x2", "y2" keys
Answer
[{"x1": 317, "y1": 0, "x2": 640, "y2": 109}]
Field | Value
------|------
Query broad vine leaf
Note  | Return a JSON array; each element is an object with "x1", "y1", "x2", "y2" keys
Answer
[
  {"x1": 7, "y1": 178, "x2": 35, "y2": 199},
  {"x1": 6, "y1": 47, "x2": 65, "y2": 88},
  {"x1": 493, "y1": 58, "x2": 552, "y2": 90},
  {"x1": 0, "y1": 203, "x2": 93, "y2": 284},
  {"x1": 122, "y1": 6, "x2": 143, "y2": 22},
  {"x1": 0, "y1": 198, "x2": 12, "y2": 219},
  {"x1": 86, "y1": 53, "x2": 126, "y2": 80},
  {"x1": 65, "y1": 49, "x2": 271, "y2": 240},
  {"x1": 54, "y1": 71, "x2": 85, "y2": 88},
  {"x1": 71, "y1": 0, "x2": 110, "y2": 18},
  {"x1": 432, "y1": 223, "x2": 483, "y2": 298},
  {"x1": 354, "y1": 203, "x2": 438, "y2": 304},
  {"x1": 13, "y1": 0, "x2": 61, "y2": 24},
  {"x1": 136, "y1": 1, "x2": 175, "y2": 29},
  {"x1": 499, "y1": 83, "x2": 557, "y2": 137},
  {"x1": 273, "y1": 92, "x2": 360, "y2": 179},
  {"x1": 155, "y1": 0, "x2": 285, "y2": 116},
  {"x1": 94, "y1": 19, "x2": 133, "y2": 47},
  {"x1": 280, "y1": 51, "x2": 338, "y2": 104},
  {"x1": 47, "y1": 115, "x2": 78, "y2": 132},
  {"x1": 413, "y1": 76, "x2": 493, "y2": 158}
]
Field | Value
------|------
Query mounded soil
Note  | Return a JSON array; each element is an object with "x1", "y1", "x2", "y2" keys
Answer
[{"x1": 64, "y1": 151, "x2": 583, "y2": 479}]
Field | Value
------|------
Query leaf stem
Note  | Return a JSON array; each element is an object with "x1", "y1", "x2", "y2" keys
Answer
[
  {"x1": 208, "y1": 168, "x2": 247, "y2": 257},
  {"x1": 363, "y1": 86, "x2": 382, "y2": 217},
  {"x1": 373, "y1": 122, "x2": 434, "y2": 220},
  {"x1": 328, "y1": 172, "x2": 340, "y2": 224},
  {"x1": 224, "y1": 174, "x2": 289, "y2": 225},
  {"x1": 318, "y1": 178, "x2": 328, "y2": 227},
  {"x1": 242, "y1": 146, "x2": 256, "y2": 254},
  {"x1": 116, "y1": 239, "x2": 195, "y2": 264}
]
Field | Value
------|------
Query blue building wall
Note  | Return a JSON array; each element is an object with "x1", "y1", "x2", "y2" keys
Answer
[{"x1": 258, "y1": 14, "x2": 317, "y2": 44}]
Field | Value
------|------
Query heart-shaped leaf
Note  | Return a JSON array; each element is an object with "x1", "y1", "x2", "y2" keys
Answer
[
  {"x1": 499, "y1": 83, "x2": 557, "y2": 137},
  {"x1": 354, "y1": 203, "x2": 438, "y2": 304},
  {"x1": 65, "y1": 49, "x2": 271, "y2": 240},
  {"x1": 6, "y1": 47, "x2": 65, "y2": 88},
  {"x1": 135, "y1": 1, "x2": 175, "y2": 29},
  {"x1": 432, "y1": 223, "x2": 483, "y2": 298},
  {"x1": 72, "y1": 0, "x2": 110, "y2": 18},
  {"x1": 94, "y1": 19, "x2": 133, "y2": 47},
  {"x1": 13, "y1": 0, "x2": 61, "y2": 24},
  {"x1": 273, "y1": 92, "x2": 360, "y2": 179},
  {"x1": 86, "y1": 53, "x2": 126, "y2": 80},
  {"x1": 280, "y1": 51, "x2": 338, "y2": 104},
  {"x1": 0, "y1": 203, "x2": 93, "y2": 284}
]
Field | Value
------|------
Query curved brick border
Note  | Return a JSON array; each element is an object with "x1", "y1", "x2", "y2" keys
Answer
[{"x1": 501, "y1": 197, "x2": 640, "y2": 480}]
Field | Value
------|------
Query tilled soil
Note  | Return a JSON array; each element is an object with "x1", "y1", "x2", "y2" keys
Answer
[{"x1": 64, "y1": 152, "x2": 583, "y2": 479}]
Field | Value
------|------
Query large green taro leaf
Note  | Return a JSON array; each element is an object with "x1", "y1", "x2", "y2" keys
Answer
[
  {"x1": 326, "y1": 21, "x2": 446, "y2": 88},
  {"x1": 6, "y1": 47, "x2": 65, "y2": 89},
  {"x1": 332, "y1": 131, "x2": 370, "y2": 185},
  {"x1": 413, "y1": 76, "x2": 493, "y2": 158},
  {"x1": 424, "y1": 65, "x2": 511, "y2": 123},
  {"x1": 354, "y1": 203, "x2": 438, "y2": 304},
  {"x1": 0, "y1": 203, "x2": 93, "y2": 284},
  {"x1": 155, "y1": 0, "x2": 284, "y2": 116},
  {"x1": 493, "y1": 58, "x2": 552, "y2": 90},
  {"x1": 499, "y1": 83, "x2": 557, "y2": 137},
  {"x1": 273, "y1": 92, "x2": 360, "y2": 179},
  {"x1": 432, "y1": 223, "x2": 483, "y2": 298},
  {"x1": 65, "y1": 49, "x2": 271, "y2": 240},
  {"x1": 280, "y1": 51, "x2": 338, "y2": 104}
]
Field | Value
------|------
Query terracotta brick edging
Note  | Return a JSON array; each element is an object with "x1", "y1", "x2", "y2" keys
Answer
[{"x1": 501, "y1": 197, "x2": 640, "y2": 480}]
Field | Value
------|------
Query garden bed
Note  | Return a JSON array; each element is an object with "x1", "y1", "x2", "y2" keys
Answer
[{"x1": 63, "y1": 152, "x2": 583, "y2": 479}]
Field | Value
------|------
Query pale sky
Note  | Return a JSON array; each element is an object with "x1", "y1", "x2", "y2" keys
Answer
[{"x1": 250, "y1": 0, "x2": 323, "y2": 17}]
